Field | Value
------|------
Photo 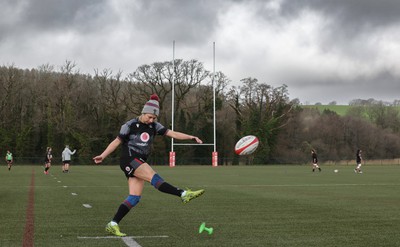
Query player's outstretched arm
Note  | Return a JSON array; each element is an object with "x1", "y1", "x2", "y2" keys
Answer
[
  {"x1": 93, "y1": 138, "x2": 122, "y2": 164},
  {"x1": 166, "y1": 130, "x2": 202, "y2": 144}
]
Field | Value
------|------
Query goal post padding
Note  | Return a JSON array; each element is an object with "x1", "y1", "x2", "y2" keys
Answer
[{"x1": 168, "y1": 151, "x2": 218, "y2": 167}]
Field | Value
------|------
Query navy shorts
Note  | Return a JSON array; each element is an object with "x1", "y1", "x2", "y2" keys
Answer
[{"x1": 120, "y1": 157, "x2": 145, "y2": 178}]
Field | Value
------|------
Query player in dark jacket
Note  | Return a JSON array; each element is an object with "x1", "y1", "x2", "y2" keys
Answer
[
  {"x1": 311, "y1": 149, "x2": 321, "y2": 172},
  {"x1": 44, "y1": 147, "x2": 52, "y2": 175},
  {"x1": 354, "y1": 149, "x2": 363, "y2": 173}
]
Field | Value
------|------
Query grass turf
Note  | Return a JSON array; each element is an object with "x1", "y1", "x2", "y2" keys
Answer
[{"x1": 1, "y1": 165, "x2": 400, "y2": 246}]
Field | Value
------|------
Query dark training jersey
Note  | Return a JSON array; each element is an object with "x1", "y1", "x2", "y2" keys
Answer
[
  {"x1": 45, "y1": 151, "x2": 52, "y2": 162},
  {"x1": 118, "y1": 117, "x2": 168, "y2": 164},
  {"x1": 356, "y1": 152, "x2": 362, "y2": 164},
  {"x1": 312, "y1": 153, "x2": 318, "y2": 163}
]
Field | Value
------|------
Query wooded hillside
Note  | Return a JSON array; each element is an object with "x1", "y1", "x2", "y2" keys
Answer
[{"x1": 1, "y1": 61, "x2": 400, "y2": 165}]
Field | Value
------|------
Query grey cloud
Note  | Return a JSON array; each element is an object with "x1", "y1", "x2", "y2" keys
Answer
[
  {"x1": 3, "y1": 0, "x2": 109, "y2": 35},
  {"x1": 128, "y1": 0, "x2": 222, "y2": 45},
  {"x1": 246, "y1": 0, "x2": 400, "y2": 61},
  {"x1": 279, "y1": 0, "x2": 400, "y2": 43},
  {"x1": 280, "y1": 0, "x2": 400, "y2": 27},
  {"x1": 1, "y1": 0, "x2": 399, "y2": 104},
  {"x1": 289, "y1": 70, "x2": 400, "y2": 104}
]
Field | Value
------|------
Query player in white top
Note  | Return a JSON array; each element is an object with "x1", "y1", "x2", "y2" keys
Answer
[{"x1": 62, "y1": 145, "x2": 76, "y2": 173}]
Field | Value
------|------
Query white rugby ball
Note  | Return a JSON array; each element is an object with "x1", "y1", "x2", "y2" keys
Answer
[{"x1": 235, "y1": 135, "x2": 259, "y2": 155}]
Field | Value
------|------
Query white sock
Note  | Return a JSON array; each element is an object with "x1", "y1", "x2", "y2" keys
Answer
[
  {"x1": 109, "y1": 221, "x2": 118, "y2": 226},
  {"x1": 181, "y1": 191, "x2": 187, "y2": 197}
]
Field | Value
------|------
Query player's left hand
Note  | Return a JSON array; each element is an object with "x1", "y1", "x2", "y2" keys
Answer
[{"x1": 192, "y1": 136, "x2": 203, "y2": 144}]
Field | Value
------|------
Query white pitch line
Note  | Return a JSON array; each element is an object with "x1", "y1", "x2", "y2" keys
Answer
[
  {"x1": 71, "y1": 193, "x2": 77, "y2": 196},
  {"x1": 82, "y1": 204, "x2": 92, "y2": 208},
  {"x1": 5, "y1": 183, "x2": 400, "y2": 189},
  {"x1": 60, "y1": 185, "x2": 126, "y2": 188},
  {"x1": 78, "y1": 235, "x2": 169, "y2": 247},
  {"x1": 28, "y1": 183, "x2": 400, "y2": 189},
  {"x1": 78, "y1": 235, "x2": 169, "y2": 239},
  {"x1": 122, "y1": 237, "x2": 141, "y2": 247},
  {"x1": 203, "y1": 183, "x2": 400, "y2": 187}
]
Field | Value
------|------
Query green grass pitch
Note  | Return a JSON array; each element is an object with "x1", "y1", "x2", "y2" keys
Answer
[{"x1": 1, "y1": 165, "x2": 399, "y2": 246}]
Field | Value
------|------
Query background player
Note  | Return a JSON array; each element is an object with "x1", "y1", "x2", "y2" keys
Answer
[
  {"x1": 355, "y1": 149, "x2": 363, "y2": 173},
  {"x1": 62, "y1": 145, "x2": 76, "y2": 173},
  {"x1": 44, "y1": 147, "x2": 52, "y2": 174},
  {"x1": 311, "y1": 149, "x2": 321, "y2": 172},
  {"x1": 5, "y1": 150, "x2": 13, "y2": 171}
]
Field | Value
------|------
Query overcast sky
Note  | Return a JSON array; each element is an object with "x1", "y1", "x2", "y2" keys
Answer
[{"x1": 1, "y1": 0, "x2": 400, "y2": 104}]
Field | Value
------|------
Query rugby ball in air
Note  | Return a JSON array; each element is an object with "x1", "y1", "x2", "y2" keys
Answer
[{"x1": 235, "y1": 135, "x2": 259, "y2": 155}]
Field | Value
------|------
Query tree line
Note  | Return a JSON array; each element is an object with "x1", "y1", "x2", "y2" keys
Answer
[{"x1": 1, "y1": 61, "x2": 400, "y2": 165}]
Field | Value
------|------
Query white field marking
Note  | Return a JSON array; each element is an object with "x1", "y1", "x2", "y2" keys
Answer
[
  {"x1": 5, "y1": 183, "x2": 400, "y2": 189},
  {"x1": 122, "y1": 237, "x2": 141, "y2": 247},
  {"x1": 57, "y1": 181, "x2": 61, "y2": 183},
  {"x1": 71, "y1": 193, "x2": 77, "y2": 196},
  {"x1": 78, "y1": 235, "x2": 169, "y2": 247},
  {"x1": 203, "y1": 183, "x2": 400, "y2": 187},
  {"x1": 1, "y1": 185, "x2": 124, "y2": 188},
  {"x1": 77, "y1": 236, "x2": 169, "y2": 239},
  {"x1": 59, "y1": 185, "x2": 126, "y2": 188},
  {"x1": 82, "y1": 204, "x2": 92, "y2": 208}
]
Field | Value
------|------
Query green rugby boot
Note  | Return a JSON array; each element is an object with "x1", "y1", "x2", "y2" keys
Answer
[
  {"x1": 181, "y1": 189, "x2": 205, "y2": 204},
  {"x1": 106, "y1": 222, "x2": 127, "y2": 237}
]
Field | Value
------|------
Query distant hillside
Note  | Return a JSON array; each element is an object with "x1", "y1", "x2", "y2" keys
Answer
[
  {"x1": 303, "y1": 105, "x2": 400, "y2": 117},
  {"x1": 302, "y1": 105, "x2": 350, "y2": 116}
]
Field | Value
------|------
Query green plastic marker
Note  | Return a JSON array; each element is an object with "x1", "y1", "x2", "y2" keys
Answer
[{"x1": 199, "y1": 222, "x2": 213, "y2": 235}]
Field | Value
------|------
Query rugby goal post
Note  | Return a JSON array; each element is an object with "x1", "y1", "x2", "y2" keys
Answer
[{"x1": 169, "y1": 41, "x2": 218, "y2": 167}]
